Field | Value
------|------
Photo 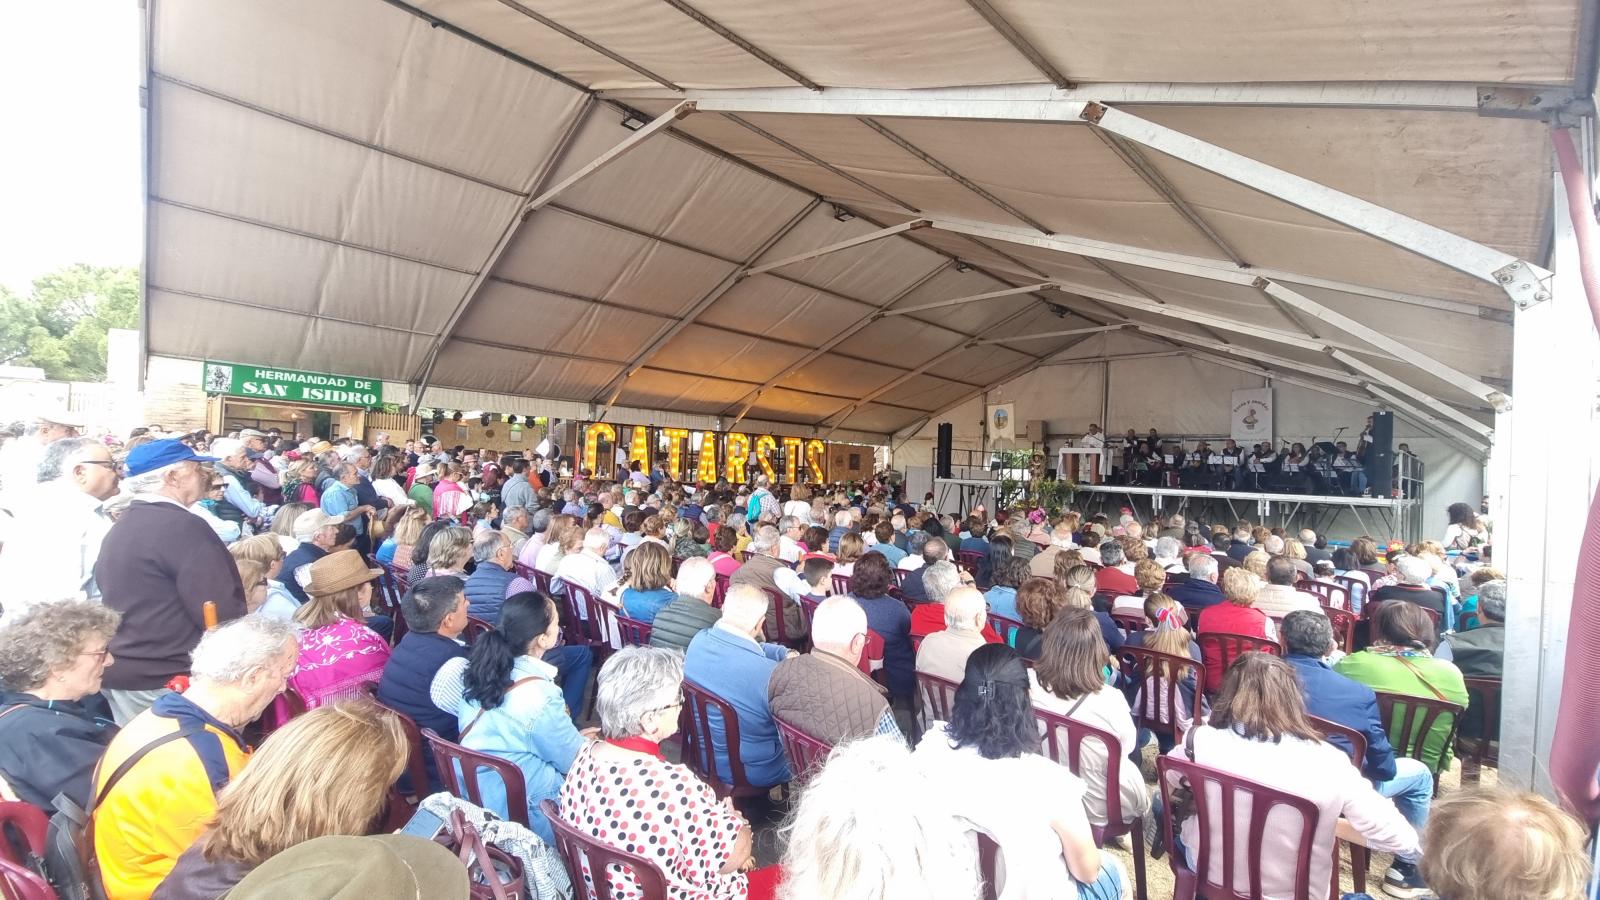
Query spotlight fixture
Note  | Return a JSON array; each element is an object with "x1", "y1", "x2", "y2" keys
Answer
[
  {"x1": 831, "y1": 204, "x2": 855, "y2": 222},
  {"x1": 1046, "y1": 302, "x2": 1071, "y2": 319},
  {"x1": 506, "y1": 415, "x2": 518, "y2": 426},
  {"x1": 479, "y1": 412, "x2": 492, "y2": 426},
  {"x1": 431, "y1": 409, "x2": 444, "y2": 424},
  {"x1": 451, "y1": 410, "x2": 463, "y2": 422},
  {"x1": 620, "y1": 108, "x2": 648, "y2": 131},
  {"x1": 954, "y1": 260, "x2": 973, "y2": 273}
]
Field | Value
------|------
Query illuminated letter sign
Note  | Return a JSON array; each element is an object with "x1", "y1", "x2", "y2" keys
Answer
[
  {"x1": 805, "y1": 439, "x2": 827, "y2": 483},
  {"x1": 662, "y1": 428, "x2": 689, "y2": 480},
  {"x1": 582, "y1": 423, "x2": 616, "y2": 476},
  {"x1": 629, "y1": 426, "x2": 650, "y2": 471},
  {"x1": 782, "y1": 436, "x2": 802, "y2": 484},
  {"x1": 697, "y1": 432, "x2": 719, "y2": 483},
  {"x1": 725, "y1": 433, "x2": 751, "y2": 483},
  {"x1": 753, "y1": 435, "x2": 778, "y2": 482}
]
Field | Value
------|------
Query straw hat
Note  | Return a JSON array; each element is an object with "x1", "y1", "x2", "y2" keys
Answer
[{"x1": 304, "y1": 549, "x2": 382, "y2": 596}]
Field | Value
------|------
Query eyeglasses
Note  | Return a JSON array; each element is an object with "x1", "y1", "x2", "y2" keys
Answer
[
  {"x1": 79, "y1": 647, "x2": 111, "y2": 663},
  {"x1": 644, "y1": 692, "x2": 685, "y2": 717},
  {"x1": 79, "y1": 460, "x2": 119, "y2": 471}
]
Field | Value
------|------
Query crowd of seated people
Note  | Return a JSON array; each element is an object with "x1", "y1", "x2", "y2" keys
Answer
[{"x1": 0, "y1": 418, "x2": 1541, "y2": 900}]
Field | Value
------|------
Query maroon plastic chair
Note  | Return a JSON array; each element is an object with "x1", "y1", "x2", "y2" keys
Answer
[
  {"x1": 1320, "y1": 605, "x2": 1359, "y2": 655},
  {"x1": 955, "y1": 551, "x2": 985, "y2": 577},
  {"x1": 514, "y1": 562, "x2": 537, "y2": 581},
  {"x1": 565, "y1": 584, "x2": 614, "y2": 669},
  {"x1": 774, "y1": 715, "x2": 834, "y2": 784},
  {"x1": 532, "y1": 569, "x2": 554, "y2": 596},
  {"x1": 540, "y1": 799, "x2": 669, "y2": 900},
  {"x1": 1035, "y1": 710, "x2": 1148, "y2": 900},
  {"x1": 0, "y1": 859, "x2": 53, "y2": 900},
  {"x1": 712, "y1": 573, "x2": 730, "y2": 608},
  {"x1": 1157, "y1": 755, "x2": 1324, "y2": 900},
  {"x1": 988, "y1": 612, "x2": 1025, "y2": 649},
  {"x1": 1308, "y1": 715, "x2": 1371, "y2": 894},
  {"x1": 1299, "y1": 580, "x2": 1351, "y2": 611},
  {"x1": 799, "y1": 596, "x2": 821, "y2": 631},
  {"x1": 830, "y1": 573, "x2": 852, "y2": 596},
  {"x1": 1110, "y1": 611, "x2": 1147, "y2": 638},
  {"x1": 916, "y1": 670, "x2": 961, "y2": 730},
  {"x1": 0, "y1": 801, "x2": 47, "y2": 866},
  {"x1": 1195, "y1": 631, "x2": 1280, "y2": 694},
  {"x1": 760, "y1": 587, "x2": 796, "y2": 645},
  {"x1": 1460, "y1": 676, "x2": 1502, "y2": 783},
  {"x1": 891, "y1": 569, "x2": 909, "y2": 588},
  {"x1": 678, "y1": 679, "x2": 771, "y2": 801},
  {"x1": 1374, "y1": 690, "x2": 1464, "y2": 789},
  {"x1": 377, "y1": 706, "x2": 435, "y2": 831},
  {"x1": 976, "y1": 829, "x2": 1002, "y2": 900},
  {"x1": 462, "y1": 616, "x2": 494, "y2": 647},
  {"x1": 421, "y1": 727, "x2": 532, "y2": 827},
  {"x1": 740, "y1": 550, "x2": 754, "y2": 563},
  {"x1": 1333, "y1": 575, "x2": 1367, "y2": 610},
  {"x1": 615, "y1": 613, "x2": 653, "y2": 647},
  {"x1": 1117, "y1": 647, "x2": 1205, "y2": 745}
]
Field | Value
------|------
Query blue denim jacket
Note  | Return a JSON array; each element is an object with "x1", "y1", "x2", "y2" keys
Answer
[{"x1": 456, "y1": 655, "x2": 585, "y2": 844}]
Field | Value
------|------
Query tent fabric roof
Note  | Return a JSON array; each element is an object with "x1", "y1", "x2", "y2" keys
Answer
[{"x1": 145, "y1": 0, "x2": 1594, "y2": 446}]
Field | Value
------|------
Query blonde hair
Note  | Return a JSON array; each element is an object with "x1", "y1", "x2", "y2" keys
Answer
[
  {"x1": 544, "y1": 514, "x2": 579, "y2": 561},
  {"x1": 1221, "y1": 567, "x2": 1262, "y2": 606},
  {"x1": 1055, "y1": 563, "x2": 1096, "y2": 610},
  {"x1": 393, "y1": 506, "x2": 429, "y2": 546},
  {"x1": 1421, "y1": 789, "x2": 1591, "y2": 900},
  {"x1": 1241, "y1": 550, "x2": 1269, "y2": 578},
  {"x1": 426, "y1": 525, "x2": 473, "y2": 569},
  {"x1": 294, "y1": 584, "x2": 368, "y2": 629},
  {"x1": 1282, "y1": 538, "x2": 1307, "y2": 560},
  {"x1": 201, "y1": 699, "x2": 408, "y2": 866},
  {"x1": 623, "y1": 541, "x2": 672, "y2": 591},
  {"x1": 1134, "y1": 558, "x2": 1166, "y2": 594},
  {"x1": 229, "y1": 533, "x2": 285, "y2": 565},
  {"x1": 235, "y1": 559, "x2": 269, "y2": 612},
  {"x1": 836, "y1": 532, "x2": 864, "y2": 565},
  {"x1": 1142, "y1": 592, "x2": 1192, "y2": 658}
]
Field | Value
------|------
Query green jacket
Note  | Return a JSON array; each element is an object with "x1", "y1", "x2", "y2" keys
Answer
[
  {"x1": 408, "y1": 482, "x2": 435, "y2": 513},
  {"x1": 1334, "y1": 648, "x2": 1468, "y2": 772}
]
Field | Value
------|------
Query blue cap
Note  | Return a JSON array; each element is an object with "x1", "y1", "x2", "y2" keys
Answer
[{"x1": 125, "y1": 439, "x2": 218, "y2": 477}]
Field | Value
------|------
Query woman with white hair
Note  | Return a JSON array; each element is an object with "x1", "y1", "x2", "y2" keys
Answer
[
  {"x1": 555, "y1": 646, "x2": 777, "y2": 898},
  {"x1": 781, "y1": 735, "x2": 981, "y2": 900}
]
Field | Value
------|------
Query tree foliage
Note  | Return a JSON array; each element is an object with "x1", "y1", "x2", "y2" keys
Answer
[{"x1": 0, "y1": 264, "x2": 138, "y2": 381}]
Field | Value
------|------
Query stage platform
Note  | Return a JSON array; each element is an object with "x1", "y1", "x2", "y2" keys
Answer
[{"x1": 932, "y1": 477, "x2": 1419, "y2": 542}]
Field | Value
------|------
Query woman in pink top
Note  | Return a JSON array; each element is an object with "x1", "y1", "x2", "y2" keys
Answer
[
  {"x1": 1165, "y1": 653, "x2": 1419, "y2": 900},
  {"x1": 706, "y1": 523, "x2": 742, "y2": 578},
  {"x1": 289, "y1": 550, "x2": 391, "y2": 708},
  {"x1": 432, "y1": 463, "x2": 471, "y2": 520}
]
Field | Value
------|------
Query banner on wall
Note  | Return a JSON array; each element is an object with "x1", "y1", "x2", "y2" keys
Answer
[
  {"x1": 579, "y1": 422, "x2": 829, "y2": 484},
  {"x1": 987, "y1": 403, "x2": 1015, "y2": 443},
  {"x1": 1230, "y1": 388, "x2": 1274, "y2": 444}
]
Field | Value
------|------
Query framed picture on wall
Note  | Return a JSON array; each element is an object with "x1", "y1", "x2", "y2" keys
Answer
[
  {"x1": 455, "y1": 425, "x2": 469, "y2": 441},
  {"x1": 509, "y1": 428, "x2": 523, "y2": 443}
]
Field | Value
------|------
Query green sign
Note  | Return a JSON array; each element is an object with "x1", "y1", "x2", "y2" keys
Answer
[{"x1": 202, "y1": 360, "x2": 383, "y2": 409}]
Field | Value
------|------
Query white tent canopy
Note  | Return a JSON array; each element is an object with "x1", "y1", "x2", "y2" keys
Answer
[{"x1": 142, "y1": 0, "x2": 1595, "y2": 452}]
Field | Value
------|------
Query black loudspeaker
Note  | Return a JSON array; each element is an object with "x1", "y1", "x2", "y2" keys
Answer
[
  {"x1": 936, "y1": 422, "x2": 954, "y2": 479},
  {"x1": 1366, "y1": 411, "x2": 1394, "y2": 497}
]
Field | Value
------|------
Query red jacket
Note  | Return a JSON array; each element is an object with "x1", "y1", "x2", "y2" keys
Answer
[
  {"x1": 909, "y1": 603, "x2": 1002, "y2": 643},
  {"x1": 1095, "y1": 566, "x2": 1139, "y2": 596},
  {"x1": 1196, "y1": 602, "x2": 1276, "y2": 694}
]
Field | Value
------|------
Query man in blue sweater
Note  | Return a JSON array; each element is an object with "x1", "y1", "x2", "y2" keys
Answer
[
  {"x1": 1282, "y1": 611, "x2": 1432, "y2": 897},
  {"x1": 377, "y1": 576, "x2": 470, "y2": 790}
]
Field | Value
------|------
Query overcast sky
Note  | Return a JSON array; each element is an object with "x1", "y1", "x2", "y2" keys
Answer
[{"x1": 0, "y1": 2, "x2": 142, "y2": 293}]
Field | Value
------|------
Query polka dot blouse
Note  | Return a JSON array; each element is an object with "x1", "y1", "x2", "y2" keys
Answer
[{"x1": 557, "y1": 742, "x2": 748, "y2": 899}]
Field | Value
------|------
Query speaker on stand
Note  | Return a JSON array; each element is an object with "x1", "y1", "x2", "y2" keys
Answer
[
  {"x1": 1366, "y1": 412, "x2": 1394, "y2": 497},
  {"x1": 936, "y1": 422, "x2": 953, "y2": 479}
]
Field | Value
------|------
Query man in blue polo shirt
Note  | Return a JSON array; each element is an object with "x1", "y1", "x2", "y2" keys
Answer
[{"x1": 683, "y1": 585, "x2": 794, "y2": 788}]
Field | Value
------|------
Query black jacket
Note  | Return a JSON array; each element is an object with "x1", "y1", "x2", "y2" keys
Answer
[{"x1": 0, "y1": 692, "x2": 118, "y2": 809}]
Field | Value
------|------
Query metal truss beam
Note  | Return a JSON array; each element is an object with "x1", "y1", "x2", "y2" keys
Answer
[
  {"x1": 657, "y1": 0, "x2": 821, "y2": 90},
  {"x1": 1363, "y1": 384, "x2": 1491, "y2": 453},
  {"x1": 1328, "y1": 350, "x2": 1494, "y2": 437},
  {"x1": 962, "y1": 0, "x2": 1073, "y2": 89},
  {"x1": 723, "y1": 263, "x2": 953, "y2": 427},
  {"x1": 1126, "y1": 323, "x2": 1351, "y2": 382},
  {"x1": 743, "y1": 221, "x2": 928, "y2": 276},
  {"x1": 494, "y1": 0, "x2": 681, "y2": 90},
  {"x1": 879, "y1": 282, "x2": 1055, "y2": 318},
  {"x1": 592, "y1": 199, "x2": 821, "y2": 410},
  {"x1": 971, "y1": 324, "x2": 1124, "y2": 345},
  {"x1": 1092, "y1": 129, "x2": 1249, "y2": 265},
  {"x1": 604, "y1": 81, "x2": 1579, "y2": 113}
]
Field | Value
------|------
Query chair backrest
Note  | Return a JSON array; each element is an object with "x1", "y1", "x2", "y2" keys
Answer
[
  {"x1": 916, "y1": 670, "x2": 961, "y2": 724},
  {"x1": 565, "y1": 583, "x2": 606, "y2": 646},
  {"x1": 614, "y1": 613, "x2": 653, "y2": 647},
  {"x1": 1363, "y1": 600, "x2": 1441, "y2": 644},
  {"x1": 774, "y1": 716, "x2": 834, "y2": 784},
  {"x1": 1461, "y1": 675, "x2": 1502, "y2": 765},
  {"x1": 678, "y1": 679, "x2": 752, "y2": 795},
  {"x1": 421, "y1": 727, "x2": 531, "y2": 827},
  {"x1": 1307, "y1": 714, "x2": 1368, "y2": 768},
  {"x1": 740, "y1": 550, "x2": 754, "y2": 563},
  {"x1": 0, "y1": 801, "x2": 47, "y2": 865},
  {"x1": 1117, "y1": 646, "x2": 1205, "y2": 741},
  {"x1": 1157, "y1": 755, "x2": 1323, "y2": 900},
  {"x1": 798, "y1": 596, "x2": 821, "y2": 632},
  {"x1": 987, "y1": 612, "x2": 1024, "y2": 648},
  {"x1": 712, "y1": 573, "x2": 730, "y2": 609},
  {"x1": 1332, "y1": 575, "x2": 1367, "y2": 610},
  {"x1": 955, "y1": 551, "x2": 985, "y2": 577},
  {"x1": 830, "y1": 573, "x2": 852, "y2": 596},
  {"x1": 539, "y1": 799, "x2": 668, "y2": 900},
  {"x1": 1298, "y1": 580, "x2": 1351, "y2": 611},
  {"x1": 891, "y1": 569, "x2": 909, "y2": 588},
  {"x1": 1196, "y1": 631, "x2": 1281, "y2": 681},
  {"x1": 1319, "y1": 605, "x2": 1358, "y2": 654},
  {"x1": 760, "y1": 587, "x2": 790, "y2": 644},
  {"x1": 1034, "y1": 709, "x2": 1127, "y2": 831},
  {"x1": 1110, "y1": 610, "x2": 1146, "y2": 638},
  {"x1": 514, "y1": 562, "x2": 536, "y2": 581},
  {"x1": 462, "y1": 616, "x2": 494, "y2": 646},
  {"x1": 1374, "y1": 689, "x2": 1464, "y2": 776},
  {"x1": 532, "y1": 569, "x2": 554, "y2": 596},
  {"x1": 0, "y1": 858, "x2": 54, "y2": 900},
  {"x1": 377, "y1": 705, "x2": 436, "y2": 829}
]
